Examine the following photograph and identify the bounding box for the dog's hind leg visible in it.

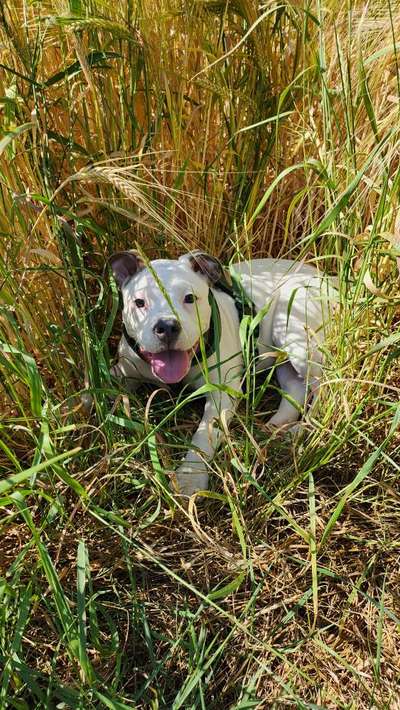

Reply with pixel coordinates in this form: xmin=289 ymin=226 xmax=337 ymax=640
xmin=267 ymin=361 xmax=308 ymax=428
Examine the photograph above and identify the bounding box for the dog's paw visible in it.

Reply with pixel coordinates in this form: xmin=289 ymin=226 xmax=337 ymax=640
xmin=173 ymin=465 xmax=209 ymax=497
xmin=266 ymin=416 xmax=307 ymax=440
xmin=266 ymin=413 xmax=300 ymax=432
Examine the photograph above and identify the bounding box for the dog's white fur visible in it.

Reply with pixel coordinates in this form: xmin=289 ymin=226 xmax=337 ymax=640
xmin=109 ymin=252 xmax=334 ymax=496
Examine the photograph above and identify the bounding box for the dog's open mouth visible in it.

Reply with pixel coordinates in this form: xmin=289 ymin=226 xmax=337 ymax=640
xmin=141 ymin=342 xmax=199 ymax=384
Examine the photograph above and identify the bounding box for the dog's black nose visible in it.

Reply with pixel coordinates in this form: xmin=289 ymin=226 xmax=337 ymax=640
xmin=153 ymin=318 xmax=181 ymax=344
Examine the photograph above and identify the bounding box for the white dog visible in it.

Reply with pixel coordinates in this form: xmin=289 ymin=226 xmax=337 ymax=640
xmin=109 ymin=251 xmax=333 ymax=496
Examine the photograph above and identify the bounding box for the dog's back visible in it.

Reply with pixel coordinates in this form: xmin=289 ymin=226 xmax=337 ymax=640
xmin=231 ymin=258 xmax=318 ymax=279
xmin=230 ymin=258 xmax=335 ymax=379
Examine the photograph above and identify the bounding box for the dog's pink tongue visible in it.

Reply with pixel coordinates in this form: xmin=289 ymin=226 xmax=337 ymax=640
xmin=149 ymin=350 xmax=191 ymax=384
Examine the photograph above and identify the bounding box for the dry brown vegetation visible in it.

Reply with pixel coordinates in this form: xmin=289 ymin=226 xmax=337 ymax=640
xmin=0 ymin=1 xmax=400 ymax=707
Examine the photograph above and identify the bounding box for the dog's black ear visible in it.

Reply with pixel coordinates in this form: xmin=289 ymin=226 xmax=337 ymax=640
xmin=182 ymin=251 xmax=232 ymax=290
xmin=108 ymin=251 xmax=144 ymax=288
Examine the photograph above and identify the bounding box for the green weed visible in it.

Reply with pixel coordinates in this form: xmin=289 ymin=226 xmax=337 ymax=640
xmin=0 ymin=1 xmax=399 ymax=707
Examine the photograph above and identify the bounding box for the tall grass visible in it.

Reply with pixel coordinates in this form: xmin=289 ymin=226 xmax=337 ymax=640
xmin=0 ymin=0 xmax=399 ymax=706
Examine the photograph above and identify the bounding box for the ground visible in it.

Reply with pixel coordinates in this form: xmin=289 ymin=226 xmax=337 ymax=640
xmin=0 ymin=1 xmax=400 ymax=707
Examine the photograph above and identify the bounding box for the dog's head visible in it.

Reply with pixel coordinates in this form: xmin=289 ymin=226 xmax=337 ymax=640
xmin=109 ymin=251 xmax=227 ymax=384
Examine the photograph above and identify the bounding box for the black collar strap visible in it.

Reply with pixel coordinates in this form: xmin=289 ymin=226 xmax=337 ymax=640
xmin=122 ymin=323 xmax=142 ymax=356
xmin=216 ymin=272 xmax=258 ymax=323
xmin=219 ymin=273 xmax=260 ymax=353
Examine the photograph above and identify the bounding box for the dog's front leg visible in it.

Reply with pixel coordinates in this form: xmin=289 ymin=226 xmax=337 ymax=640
xmin=175 ymin=386 xmax=239 ymax=497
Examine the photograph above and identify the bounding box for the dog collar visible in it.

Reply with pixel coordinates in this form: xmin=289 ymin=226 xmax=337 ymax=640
xmin=122 ymin=323 xmax=143 ymax=357
xmin=222 ymin=272 xmax=260 ymax=355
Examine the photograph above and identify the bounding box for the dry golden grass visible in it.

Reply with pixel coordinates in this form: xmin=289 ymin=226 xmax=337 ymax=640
xmin=0 ymin=0 xmax=400 ymax=707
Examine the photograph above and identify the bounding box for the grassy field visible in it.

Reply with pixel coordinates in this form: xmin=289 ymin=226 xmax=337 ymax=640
xmin=1 ymin=0 xmax=400 ymax=707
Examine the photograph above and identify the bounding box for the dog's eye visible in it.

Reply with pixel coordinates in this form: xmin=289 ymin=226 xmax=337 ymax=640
xmin=134 ymin=298 xmax=145 ymax=308
xmin=184 ymin=293 xmax=197 ymax=304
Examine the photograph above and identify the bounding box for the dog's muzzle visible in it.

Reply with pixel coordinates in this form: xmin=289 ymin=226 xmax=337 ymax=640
xmin=153 ymin=318 xmax=181 ymax=346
